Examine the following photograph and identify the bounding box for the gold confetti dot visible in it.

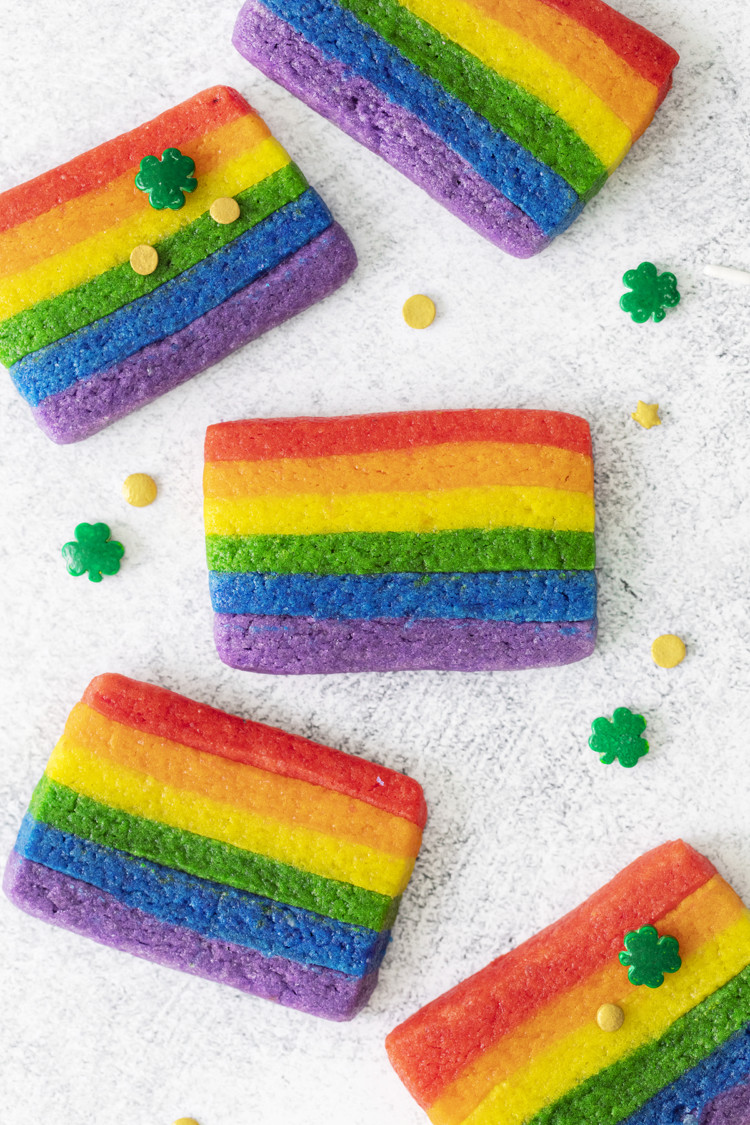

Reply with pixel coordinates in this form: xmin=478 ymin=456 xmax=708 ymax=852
xmin=173 ymin=1119 xmax=200 ymax=1125
xmin=402 ymin=294 xmax=436 ymax=329
xmin=651 ymin=634 xmax=686 ymax=668
xmin=129 ymin=244 xmax=159 ymax=275
xmin=597 ymin=1003 xmax=624 ymax=1032
xmin=210 ymin=196 xmax=241 ymax=224
xmin=122 ymin=473 xmax=157 ymax=507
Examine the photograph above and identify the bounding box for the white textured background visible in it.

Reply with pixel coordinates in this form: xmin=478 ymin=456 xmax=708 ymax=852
xmin=1 ymin=0 xmax=750 ymax=1122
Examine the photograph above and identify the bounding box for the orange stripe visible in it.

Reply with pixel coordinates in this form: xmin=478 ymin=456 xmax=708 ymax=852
xmin=429 ymin=875 xmax=744 ymax=1125
xmin=204 ymin=442 xmax=594 ymax=499
xmin=462 ymin=0 xmax=659 ymax=138
xmin=63 ymin=703 xmax=422 ymax=859
xmin=0 ymin=113 xmax=270 ymax=279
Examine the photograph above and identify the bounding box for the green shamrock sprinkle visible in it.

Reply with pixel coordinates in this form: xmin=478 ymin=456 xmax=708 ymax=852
xmin=135 ymin=148 xmax=197 ymax=210
xmin=619 ymin=925 xmax=681 ymax=988
xmin=589 ymin=707 xmax=649 ymax=768
xmin=620 ymin=261 xmax=681 ymax=323
xmin=62 ymin=522 xmax=124 ymax=583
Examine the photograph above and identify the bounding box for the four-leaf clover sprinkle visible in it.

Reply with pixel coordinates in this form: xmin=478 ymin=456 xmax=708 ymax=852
xmin=619 ymin=925 xmax=681 ymax=988
xmin=135 ymin=148 xmax=197 ymax=210
xmin=589 ymin=707 xmax=649 ymax=768
xmin=620 ymin=262 xmax=681 ymax=323
xmin=62 ymin=523 xmax=124 ymax=582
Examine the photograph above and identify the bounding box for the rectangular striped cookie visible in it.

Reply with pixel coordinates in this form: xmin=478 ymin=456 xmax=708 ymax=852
xmin=232 ymin=0 xmax=679 ymax=256
xmin=0 ymin=86 xmax=356 ymax=443
xmin=386 ymin=841 xmax=750 ymax=1124
xmin=3 ymin=674 xmax=426 ymax=1020
xmin=203 ymin=408 xmax=597 ymax=673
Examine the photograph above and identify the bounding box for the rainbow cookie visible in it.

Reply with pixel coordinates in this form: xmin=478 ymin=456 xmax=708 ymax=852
xmin=3 ymin=674 xmax=426 ymax=1019
xmin=0 ymin=87 xmax=356 ymax=443
xmin=232 ymin=0 xmax=679 ymax=256
xmin=203 ymin=408 xmax=597 ymax=673
xmin=385 ymin=840 xmax=750 ymax=1124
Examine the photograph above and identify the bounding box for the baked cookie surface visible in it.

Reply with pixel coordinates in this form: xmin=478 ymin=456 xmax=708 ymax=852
xmin=0 ymin=86 xmax=356 ymax=442
xmin=4 ymin=674 xmax=425 ymax=1020
xmin=386 ymin=840 xmax=750 ymax=1124
xmin=232 ymin=0 xmax=678 ymax=256
xmin=204 ymin=408 xmax=597 ymax=673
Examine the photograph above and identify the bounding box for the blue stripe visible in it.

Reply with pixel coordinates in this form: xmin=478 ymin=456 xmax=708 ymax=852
xmin=16 ymin=815 xmax=389 ymax=978
xmin=256 ymin=0 xmax=581 ymax=236
xmin=208 ymin=570 xmax=597 ymax=621
xmin=12 ymin=190 xmax=332 ymax=407
xmin=623 ymin=1025 xmax=750 ymax=1125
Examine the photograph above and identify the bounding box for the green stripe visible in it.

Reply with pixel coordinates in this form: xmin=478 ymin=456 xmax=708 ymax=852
xmin=0 ymin=163 xmax=309 ymax=366
xmin=206 ymin=528 xmax=596 ymax=575
xmin=29 ymin=775 xmax=398 ymax=932
xmin=527 ymin=963 xmax=750 ymax=1125
xmin=336 ymin=0 xmax=606 ymax=198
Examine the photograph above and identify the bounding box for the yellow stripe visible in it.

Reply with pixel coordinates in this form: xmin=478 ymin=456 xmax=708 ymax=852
xmin=204 ymin=485 xmax=595 ymax=536
xmin=45 ymin=735 xmax=413 ymax=897
xmin=462 ymin=911 xmax=750 ymax=1125
xmin=0 ymin=137 xmax=291 ymax=320
xmin=398 ymin=0 xmax=632 ymax=170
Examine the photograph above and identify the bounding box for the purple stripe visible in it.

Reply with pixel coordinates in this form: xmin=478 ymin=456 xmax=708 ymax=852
xmin=214 ymin=613 xmax=597 ymax=673
xmin=700 ymin=1082 xmax=750 ymax=1125
xmin=233 ymin=0 xmax=548 ymax=258
xmin=31 ymin=223 xmax=356 ymax=444
xmin=3 ymin=852 xmax=377 ymax=1021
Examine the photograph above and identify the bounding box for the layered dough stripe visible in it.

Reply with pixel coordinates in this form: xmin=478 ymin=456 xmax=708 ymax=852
xmin=204 ymin=486 xmax=595 ymax=536
xmin=206 ymin=529 xmax=597 ymax=574
xmin=204 ymin=410 xmax=596 ymax=673
xmin=32 ymin=224 xmax=356 ymax=445
xmin=0 ymin=163 xmax=309 ymax=365
xmin=60 ymin=701 xmax=423 ymax=858
xmin=234 ymin=0 xmax=557 ymax=256
xmin=0 ymin=86 xmax=357 ymax=443
xmin=386 ymin=841 xmax=750 ymax=1125
xmin=5 ymin=852 xmax=380 ymax=1021
xmin=5 ymin=676 xmax=424 ymax=1019
xmin=13 ymin=190 xmax=333 ymax=407
xmin=204 ymin=442 xmax=595 ymax=498
xmin=205 ymin=411 xmax=594 ymax=460
xmin=232 ymin=0 xmax=678 ymax=255
xmin=29 ymin=776 xmax=399 ymax=931
xmin=46 ymin=733 xmax=415 ymax=897
xmin=82 ymin=673 xmax=427 ymax=825
xmin=16 ymin=815 xmax=390 ymax=978
xmin=208 ymin=571 xmax=597 ymax=622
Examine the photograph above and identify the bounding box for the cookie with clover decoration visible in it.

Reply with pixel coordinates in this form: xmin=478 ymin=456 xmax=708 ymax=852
xmin=386 ymin=840 xmax=750 ymax=1125
xmin=0 ymin=86 xmax=356 ymax=443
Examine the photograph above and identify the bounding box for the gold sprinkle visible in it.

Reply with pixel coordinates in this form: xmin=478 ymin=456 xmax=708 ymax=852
xmin=129 ymin=244 xmax=159 ymax=276
xmin=210 ymin=196 xmax=241 ymax=224
xmin=403 ymin=294 xmax=436 ymax=329
xmin=172 ymin=1119 xmax=200 ymax=1125
xmin=597 ymin=1003 xmax=625 ymax=1032
xmin=122 ymin=473 xmax=157 ymax=507
xmin=651 ymin=634 xmax=686 ymax=669
xmin=631 ymin=401 xmax=661 ymax=429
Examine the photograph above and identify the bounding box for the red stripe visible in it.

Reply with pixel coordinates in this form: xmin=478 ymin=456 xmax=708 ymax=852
xmin=536 ymin=0 xmax=679 ymax=101
xmin=0 ymin=86 xmax=253 ymax=234
xmin=385 ymin=840 xmax=715 ymax=1107
xmin=204 ymin=410 xmax=593 ymax=461
xmin=82 ymin=675 xmax=427 ymax=828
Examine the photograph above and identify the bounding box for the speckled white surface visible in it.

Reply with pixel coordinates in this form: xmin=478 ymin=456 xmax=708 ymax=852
xmin=1 ymin=1 xmax=750 ymax=1122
